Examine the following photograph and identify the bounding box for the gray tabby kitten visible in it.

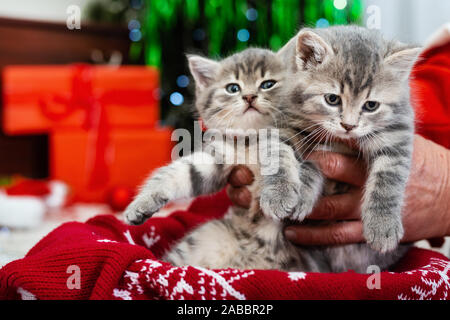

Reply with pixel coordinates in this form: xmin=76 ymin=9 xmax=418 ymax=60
xmin=125 ymin=26 xmax=419 ymax=273
xmin=125 ymin=48 xmax=313 ymax=270
xmin=278 ymin=26 xmax=420 ymax=255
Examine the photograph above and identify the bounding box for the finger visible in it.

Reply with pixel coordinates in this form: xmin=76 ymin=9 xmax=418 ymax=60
xmin=284 ymin=221 xmax=364 ymax=246
xmin=226 ymin=185 xmax=252 ymax=209
xmin=228 ymin=165 xmax=254 ymax=187
xmin=308 ymin=190 xmax=362 ymax=220
xmin=306 ymin=152 xmax=367 ymax=186
xmin=328 ymin=136 xmax=360 ymax=150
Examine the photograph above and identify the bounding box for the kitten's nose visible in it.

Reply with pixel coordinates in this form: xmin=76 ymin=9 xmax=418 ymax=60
xmin=340 ymin=122 xmax=357 ymax=132
xmin=242 ymin=94 xmax=257 ymax=104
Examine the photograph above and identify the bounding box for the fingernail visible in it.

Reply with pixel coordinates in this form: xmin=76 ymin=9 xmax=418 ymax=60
xmin=237 ymin=197 xmax=247 ymax=208
xmin=239 ymin=193 xmax=250 ymax=203
xmin=237 ymin=168 xmax=254 ymax=184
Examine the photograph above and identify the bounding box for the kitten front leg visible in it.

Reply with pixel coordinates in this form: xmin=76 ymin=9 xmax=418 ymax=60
xmin=294 ymin=160 xmax=325 ymax=220
xmin=260 ymin=139 xmax=323 ymax=222
xmin=362 ymin=135 xmax=413 ymax=253
xmin=124 ymin=151 xmax=228 ymax=225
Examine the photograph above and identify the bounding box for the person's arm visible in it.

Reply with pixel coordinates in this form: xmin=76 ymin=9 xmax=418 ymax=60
xmin=226 ymin=134 xmax=450 ymax=245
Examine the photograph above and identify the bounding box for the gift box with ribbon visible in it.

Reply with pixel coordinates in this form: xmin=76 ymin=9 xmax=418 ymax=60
xmin=2 ymin=64 xmax=174 ymax=203
xmin=50 ymin=127 xmax=173 ymax=203
xmin=3 ymin=64 xmax=160 ymax=134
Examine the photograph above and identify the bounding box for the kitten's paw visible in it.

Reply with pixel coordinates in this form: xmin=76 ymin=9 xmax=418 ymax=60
xmin=291 ymin=197 xmax=316 ymax=222
xmin=363 ymin=215 xmax=404 ymax=253
xmin=260 ymin=182 xmax=311 ymax=222
xmin=124 ymin=192 xmax=168 ymax=225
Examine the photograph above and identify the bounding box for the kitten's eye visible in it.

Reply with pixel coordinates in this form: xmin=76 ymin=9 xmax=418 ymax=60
xmin=324 ymin=94 xmax=341 ymax=106
xmin=260 ymin=80 xmax=276 ymax=90
xmin=225 ymin=83 xmax=241 ymax=94
xmin=363 ymin=101 xmax=380 ymax=112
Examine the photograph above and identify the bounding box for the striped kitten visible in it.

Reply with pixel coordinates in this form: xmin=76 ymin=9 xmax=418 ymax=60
xmin=124 ymin=26 xmax=419 ymax=272
xmin=277 ymin=26 xmax=420 ymax=256
xmin=124 ymin=48 xmax=314 ymax=270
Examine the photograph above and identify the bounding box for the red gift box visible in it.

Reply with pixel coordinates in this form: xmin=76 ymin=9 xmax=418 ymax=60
xmin=50 ymin=127 xmax=173 ymax=202
xmin=2 ymin=65 xmax=160 ymax=134
xmin=2 ymin=64 xmax=174 ymax=202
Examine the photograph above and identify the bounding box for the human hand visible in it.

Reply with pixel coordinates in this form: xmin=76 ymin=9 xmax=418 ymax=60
xmin=226 ymin=135 xmax=450 ymax=245
xmin=284 ymin=135 xmax=450 ymax=245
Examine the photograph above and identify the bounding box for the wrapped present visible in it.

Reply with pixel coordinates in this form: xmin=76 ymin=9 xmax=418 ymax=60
xmin=50 ymin=127 xmax=173 ymax=202
xmin=2 ymin=64 xmax=174 ymax=203
xmin=2 ymin=64 xmax=160 ymax=134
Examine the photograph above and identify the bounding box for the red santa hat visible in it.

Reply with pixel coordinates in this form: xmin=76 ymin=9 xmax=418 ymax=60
xmin=0 ymin=180 xmax=68 ymax=229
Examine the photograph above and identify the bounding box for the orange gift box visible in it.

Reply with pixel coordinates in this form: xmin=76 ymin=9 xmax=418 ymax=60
xmin=2 ymin=64 xmax=160 ymax=134
xmin=50 ymin=127 xmax=174 ymax=203
xmin=2 ymin=64 xmax=175 ymax=203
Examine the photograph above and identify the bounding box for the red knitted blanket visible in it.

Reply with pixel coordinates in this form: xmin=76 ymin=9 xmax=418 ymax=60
xmin=0 ymin=190 xmax=449 ymax=300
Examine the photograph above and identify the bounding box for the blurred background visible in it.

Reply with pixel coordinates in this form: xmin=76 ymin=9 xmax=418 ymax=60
xmin=0 ymin=0 xmax=448 ymax=265
xmin=2 ymin=0 xmax=450 ymax=182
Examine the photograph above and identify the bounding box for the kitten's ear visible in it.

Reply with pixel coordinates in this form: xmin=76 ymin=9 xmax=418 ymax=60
xmin=187 ymin=54 xmax=220 ymax=89
xmin=295 ymin=30 xmax=333 ymax=70
xmin=384 ymin=47 xmax=422 ymax=78
xmin=277 ymin=35 xmax=297 ymax=58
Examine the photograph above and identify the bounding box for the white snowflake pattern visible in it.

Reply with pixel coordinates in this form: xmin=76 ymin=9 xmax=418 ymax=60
xmin=217 ymin=269 xmax=255 ymax=284
xmin=17 ymin=287 xmax=36 ymax=300
xmin=123 ymin=230 xmax=136 ymax=245
xmin=398 ymin=258 xmax=450 ymax=300
xmin=122 ymin=259 xmax=255 ymax=300
xmin=195 ymin=267 xmax=249 ymax=300
xmin=124 ymin=271 xmax=144 ymax=295
xmin=113 ymin=288 xmax=132 ymax=300
xmin=142 ymin=226 xmax=161 ymax=249
xmin=288 ymin=272 xmax=307 ymax=282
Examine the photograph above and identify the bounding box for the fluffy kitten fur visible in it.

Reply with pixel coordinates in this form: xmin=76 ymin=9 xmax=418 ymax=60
xmin=124 ymin=26 xmax=419 ymax=273
xmin=125 ymin=48 xmax=311 ymax=270
xmin=278 ymin=26 xmax=420 ymax=253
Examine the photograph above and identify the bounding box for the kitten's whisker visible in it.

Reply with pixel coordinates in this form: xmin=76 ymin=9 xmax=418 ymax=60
xmin=355 ymin=141 xmax=362 ymax=163
xmin=302 ymin=128 xmax=329 ymax=160
xmin=297 ymin=127 xmax=327 ymax=158
xmin=292 ymin=122 xmax=328 ymax=149
xmin=321 ymin=128 xmax=332 ymax=157
xmin=295 ymin=128 xmax=326 ymax=153
xmin=208 ymin=107 xmax=236 ymax=128
xmin=364 ymin=132 xmax=387 ymax=158
xmin=300 ymin=133 xmax=325 ymax=160
xmin=371 ymin=132 xmax=389 ymax=158
xmin=282 ymin=122 xmax=323 ymax=143
xmin=292 ymin=127 xmax=323 ymax=152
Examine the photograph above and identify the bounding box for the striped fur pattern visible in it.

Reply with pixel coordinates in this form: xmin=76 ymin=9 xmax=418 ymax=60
xmin=124 ymin=48 xmax=323 ymax=270
xmin=124 ymin=26 xmax=419 ymax=273
xmin=278 ymin=26 xmax=420 ymax=254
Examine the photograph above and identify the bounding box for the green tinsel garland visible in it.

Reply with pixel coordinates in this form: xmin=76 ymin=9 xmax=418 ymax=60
xmin=85 ymin=0 xmax=364 ymax=128
xmin=141 ymin=0 xmax=363 ymax=67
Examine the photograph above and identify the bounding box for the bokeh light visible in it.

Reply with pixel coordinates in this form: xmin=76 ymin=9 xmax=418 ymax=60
xmin=246 ymin=8 xmax=258 ymax=21
xmin=128 ymin=19 xmax=141 ymax=31
xmin=237 ymin=29 xmax=250 ymax=42
xmin=333 ymin=0 xmax=347 ymax=10
xmin=193 ymin=28 xmax=206 ymax=41
xmin=129 ymin=29 xmax=142 ymax=42
xmin=316 ymin=18 xmax=330 ymax=28
xmin=170 ymin=92 xmax=184 ymax=106
xmin=176 ymin=75 xmax=189 ymax=88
